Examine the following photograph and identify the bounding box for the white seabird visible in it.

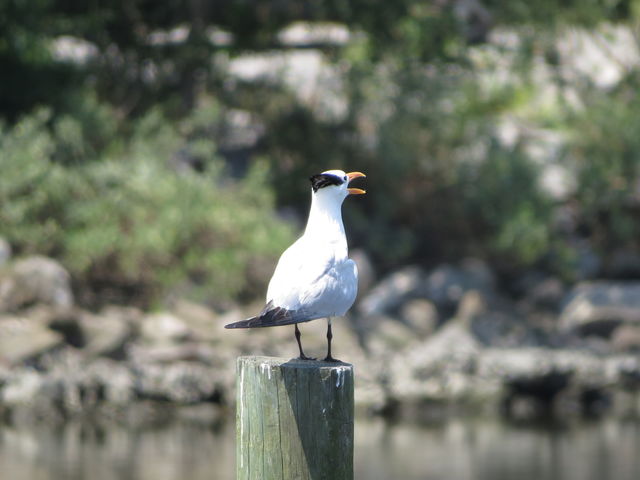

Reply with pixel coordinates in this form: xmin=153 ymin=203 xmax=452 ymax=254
xmin=225 ymin=169 xmax=366 ymax=362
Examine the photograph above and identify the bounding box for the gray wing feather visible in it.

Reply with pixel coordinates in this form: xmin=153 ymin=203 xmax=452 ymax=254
xmin=224 ymin=301 xmax=323 ymax=329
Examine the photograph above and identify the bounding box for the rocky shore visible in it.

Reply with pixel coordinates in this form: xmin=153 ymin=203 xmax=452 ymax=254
xmin=1 ymin=247 xmax=640 ymax=425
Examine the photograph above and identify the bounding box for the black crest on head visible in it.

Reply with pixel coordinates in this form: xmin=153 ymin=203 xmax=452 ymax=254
xmin=309 ymin=173 xmax=344 ymax=192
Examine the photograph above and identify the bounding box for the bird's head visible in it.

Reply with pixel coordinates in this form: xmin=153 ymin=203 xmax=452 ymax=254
xmin=309 ymin=170 xmax=366 ymax=203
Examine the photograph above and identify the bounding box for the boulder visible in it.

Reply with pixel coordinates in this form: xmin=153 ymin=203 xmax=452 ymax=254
xmin=357 ymin=259 xmax=496 ymax=319
xmin=477 ymin=348 xmax=577 ymax=381
xmin=0 ymin=256 xmax=73 ymax=312
xmin=611 ymin=325 xmax=640 ymax=353
xmin=573 ymin=243 xmax=602 ymax=280
xmin=129 ymin=342 xmax=218 ymax=365
xmin=476 ymin=347 xmax=620 ymax=419
xmin=423 ymin=259 xmax=495 ymax=313
xmin=522 ymin=276 xmax=566 ymax=312
xmin=140 ymin=312 xmax=192 ymax=344
xmin=0 ymin=349 xmax=137 ymax=416
xmin=357 ymin=266 xmax=425 ymax=316
xmin=79 ymin=309 xmax=134 ymax=359
xmin=0 ymin=237 xmax=10 ymax=267
xmin=604 ymin=249 xmax=640 ymax=279
xmin=0 ymin=368 xmax=44 ymax=407
xmin=399 ymin=299 xmax=438 ymax=337
xmin=465 ymin=287 xmax=544 ymax=348
xmin=0 ymin=316 xmax=64 ymax=365
xmin=84 ymin=359 xmax=136 ymax=405
xmin=351 ymin=248 xmax=376 ymax=296
xmin=387 ymin=318 xmax=484 ymax=406
xmin=560 ymin=282 xmax=640 ymax=337
xmin=15 ymin=305 xmax=85 ymax=347
xmin=365 ymin=315 xmax=420 ymax=357
xmin=133 ymin=361 xmax=221 ymax=403
xmin=170 ymin=299 xmax=221 ymax=342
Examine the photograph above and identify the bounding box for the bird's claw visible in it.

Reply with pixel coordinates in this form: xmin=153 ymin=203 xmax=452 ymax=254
xmin=298 ymin=355 xmax=316 ymax=361
xmin=323 ymin=356 xmax=341 ymax=363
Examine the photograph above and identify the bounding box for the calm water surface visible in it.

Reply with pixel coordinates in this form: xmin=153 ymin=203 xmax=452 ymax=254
xmin=2 ymin=416 xmax=639 ymax=480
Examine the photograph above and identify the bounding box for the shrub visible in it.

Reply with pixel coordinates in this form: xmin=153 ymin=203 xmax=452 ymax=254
xmin=0 ymin=104 xmax=294 ymax=307
xmin=566 ymin=72 xmax=640 ymax=255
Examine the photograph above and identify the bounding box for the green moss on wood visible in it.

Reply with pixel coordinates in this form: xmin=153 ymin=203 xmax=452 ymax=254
xmin=236 ymin=356 xmax=354 ymax=480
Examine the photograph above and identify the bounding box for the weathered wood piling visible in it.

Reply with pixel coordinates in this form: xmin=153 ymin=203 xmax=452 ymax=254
xmin=236 ymin=356 xmax=354 ymax=480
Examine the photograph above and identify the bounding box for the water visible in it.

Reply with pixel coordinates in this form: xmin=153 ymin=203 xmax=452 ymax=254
xmin=2 ymin=416 xmax=639 ymax=480
xmin=356 ymin=419 xmax=640 ymax=480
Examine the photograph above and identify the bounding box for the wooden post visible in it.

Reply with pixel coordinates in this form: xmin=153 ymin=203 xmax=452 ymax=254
xmin=236 ymin=356 xmax=354 ymax=480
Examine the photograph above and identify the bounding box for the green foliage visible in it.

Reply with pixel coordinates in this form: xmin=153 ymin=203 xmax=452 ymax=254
xmin=462 ymin=147 xmax=552 ymax=266
xmin=340 ymin=64 xmax=553 ymax=268
xmin=2 ymin=0 xmax=640 ymax=304
xmin=0 ymin=104 xmax=293 ymax=307
xmin=0 ymin=0 xmax=82 ymax=120
xmin=565 ymin=72 xmax=640 ymax=252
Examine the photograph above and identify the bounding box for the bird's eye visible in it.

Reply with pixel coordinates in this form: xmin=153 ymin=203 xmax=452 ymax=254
xmin=343 ymin=176 xmax=347 ymax=181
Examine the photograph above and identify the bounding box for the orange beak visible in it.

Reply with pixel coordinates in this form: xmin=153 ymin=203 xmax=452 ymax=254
xmin=346 ymin=171 xmax=366 ymax=195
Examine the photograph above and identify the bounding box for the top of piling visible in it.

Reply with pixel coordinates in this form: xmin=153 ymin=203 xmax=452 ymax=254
xmin=238 ymin=356 xmax=353 ymax=370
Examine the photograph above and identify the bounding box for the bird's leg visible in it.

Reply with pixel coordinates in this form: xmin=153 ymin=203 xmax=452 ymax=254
xmin=323 ymin=318 xmax=341 ymax=362
xmin=294 ymin=324 xmax=315 ymax=360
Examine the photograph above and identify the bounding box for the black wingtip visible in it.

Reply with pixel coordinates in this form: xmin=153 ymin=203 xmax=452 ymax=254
xmin=224 ymin=318 xmax=256 ymax=329
xmin=224 ymin=306 xmax=316 ymax=329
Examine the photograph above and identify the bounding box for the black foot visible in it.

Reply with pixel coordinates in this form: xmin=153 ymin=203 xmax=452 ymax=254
xmin=323 ymin=355 xmax=341 ymax=363
xmin=298 ymin=354 xmax=316 ymax=361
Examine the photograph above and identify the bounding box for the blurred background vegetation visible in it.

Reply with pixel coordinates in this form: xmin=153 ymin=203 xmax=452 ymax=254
xmin=1 ymin=0 xmax=639 ymax=308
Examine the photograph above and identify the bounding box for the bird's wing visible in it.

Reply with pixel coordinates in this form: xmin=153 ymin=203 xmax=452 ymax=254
xmin=298 ymin=258 xmax=358 ymax=316
xmin=265 ymin=237 xmax=337 ymax=310
xmin=224 ymin=259 xmax=357 ymax=329
xmin=227 ymin=231 xmax=358 ymax=329
xmin=269 ymin=242 xmax=358 ymax=316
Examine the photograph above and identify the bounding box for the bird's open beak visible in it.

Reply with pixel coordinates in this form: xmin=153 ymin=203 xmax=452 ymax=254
xmin=346 ymin=171 xmax=366 ymax=195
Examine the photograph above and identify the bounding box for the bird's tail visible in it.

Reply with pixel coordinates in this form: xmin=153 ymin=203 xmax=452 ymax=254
xmin=225 ymin=303 xmax=318 ymax=329
xmin=224 ymin=315 xmax=269 ymax=329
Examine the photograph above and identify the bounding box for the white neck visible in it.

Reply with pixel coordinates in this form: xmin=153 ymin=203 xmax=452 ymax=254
xmin=303 ymin=190 xmax=348 ymax=256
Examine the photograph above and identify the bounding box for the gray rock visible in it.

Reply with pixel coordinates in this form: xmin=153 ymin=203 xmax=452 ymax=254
xmin=476 ymin=347 xmax=623 ymax=418
xmin=31 ymin=306 xmax=85 ymax=347
xmin=133 ymin=362 xmax=220 ymax=403
xmin=0 ymin=316 xmax=64 ymax=365
xmin=80 ymin=310 xmax=133 ymax=359
xmin=0 ymin=256 xmax=73 ymax=312
xmin=129 ymin=342 xmax=218 ymax=365
xmin=351 ymin=248 xmax=376 ymax=296
xmin=170 ymin=300 xmax=221 ymax=342
xmin=424 ymin=259 xmax=495 ymax=312
xmin=462 ymin=291 xmax=545 ymax=348
xmin=1 ymin=350 xmax=137 ymax=416
xmin=0 ymin=368 xmax=44 ymax=407
xmin=455 ymin=290 xmax=488 ymax=321
xmin=365 ymin=316 xmax=419 ymax=357
xmin=522 ymin=276 xmax=566 ymax=312
xmin=574 ymin=242 xmax=602 ymax=280
xmin=140 ymin=312 xmax=191 ymax=344
xmin=84 ymin=359 xmax=136 ymax=405
xmin=0 ymin=237 xmax=11 ymax=266
xmin=560 ymin=282 xmax=640 ymax=337
xmin=611 ymin=325 xmax=640 ymax=353
xmin=477 ymin=348 xmax=578 ymax=380
xmin=358 ymin=266 xmax=425 ymax=316
xmin=605 ymin=249 xmax=640 ymax=278
xmin=399 ymin=299 xmax=438 ymax=337
xmin=387 ymin=318 xmax=485 ymax=405
xmin=357 ymin=260 xmax=496 ymax=319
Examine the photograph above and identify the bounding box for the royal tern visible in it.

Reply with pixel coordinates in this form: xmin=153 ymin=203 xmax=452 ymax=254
xmin=225 ymin=169 xmax=366 ymax=361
